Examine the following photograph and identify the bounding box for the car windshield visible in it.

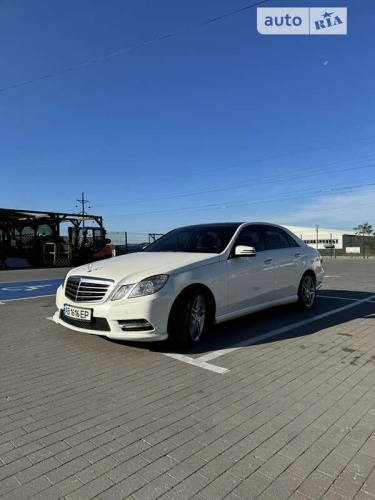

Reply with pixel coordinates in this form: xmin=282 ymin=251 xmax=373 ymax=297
xmin=144 ymin=223 xmax=242 ymax=253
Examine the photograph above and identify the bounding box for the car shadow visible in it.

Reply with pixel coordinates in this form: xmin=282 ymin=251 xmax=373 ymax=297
xmin=106 ymin=288 xmax=375 ymax=356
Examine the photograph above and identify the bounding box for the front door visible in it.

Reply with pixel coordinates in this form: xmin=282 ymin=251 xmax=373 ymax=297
xmin=226 ymin=225 xmax=275 ymax=314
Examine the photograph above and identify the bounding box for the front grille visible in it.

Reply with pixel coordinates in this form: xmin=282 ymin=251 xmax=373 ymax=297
xmin=65 ymin=276 xmax=114 ymax=303
xmin=60 ymin=311 xmax=110 ymax=331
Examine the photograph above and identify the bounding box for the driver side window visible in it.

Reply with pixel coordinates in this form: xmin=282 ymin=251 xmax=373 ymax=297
xmin=235 ymin=227 xmax=265 ymax=252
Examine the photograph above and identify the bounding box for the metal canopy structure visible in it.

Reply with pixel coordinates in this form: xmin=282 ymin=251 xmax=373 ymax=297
xmin=0 ymin=206 xmax=103 ymax=233
xmin=0 ymin=207 xmax=104 ymax=265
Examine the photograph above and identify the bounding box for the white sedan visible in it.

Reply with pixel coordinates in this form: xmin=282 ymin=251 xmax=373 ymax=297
xmin=54 ymin=222 xmax=324 ymax=346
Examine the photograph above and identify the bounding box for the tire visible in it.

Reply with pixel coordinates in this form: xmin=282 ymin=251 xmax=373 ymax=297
xmin=169 ymin=289 xmax=207 ymax=347
xmin=298 ymin=273 xmax=316 ymax=310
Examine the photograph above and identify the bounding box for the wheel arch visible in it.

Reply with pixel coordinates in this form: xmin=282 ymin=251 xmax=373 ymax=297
xmin=167 ymin=283 xmax=216 ymax=331
xmin=297 ymin=269 xmax=317 ymax=310
xmin=302 ymin=269 xmax=317 ymax=283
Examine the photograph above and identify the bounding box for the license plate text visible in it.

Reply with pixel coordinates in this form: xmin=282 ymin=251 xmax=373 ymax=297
xmin=63 ymin=305 xmax=92 ymax=321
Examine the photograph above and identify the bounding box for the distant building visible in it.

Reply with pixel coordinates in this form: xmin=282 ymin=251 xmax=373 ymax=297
xmin=284 ymin=225 xmax=369 ymax=255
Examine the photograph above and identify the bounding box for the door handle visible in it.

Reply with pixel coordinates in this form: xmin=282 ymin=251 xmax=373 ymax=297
xmin=295 ymin=253 xmax=301 ymax=258
xmin=264 ymin=259 xmax=272 ymax=265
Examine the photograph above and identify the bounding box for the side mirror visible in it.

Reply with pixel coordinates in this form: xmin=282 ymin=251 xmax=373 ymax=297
xmin=235 ymin=245 xmax=257 ymax=257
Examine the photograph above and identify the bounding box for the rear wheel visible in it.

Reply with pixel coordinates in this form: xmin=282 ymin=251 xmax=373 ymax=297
xmin=168 ymin=289 xmax=207 ymax=347
xmin=298 ymin=273 xmax=316 ymax=310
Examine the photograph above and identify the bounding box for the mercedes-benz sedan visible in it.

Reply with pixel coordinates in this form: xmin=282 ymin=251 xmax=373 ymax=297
xmin=54 ymin=222 xmax=324 ymax=346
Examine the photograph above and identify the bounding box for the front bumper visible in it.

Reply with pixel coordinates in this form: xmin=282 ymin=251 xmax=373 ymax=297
xmin=54 ymin=286 xmax=170 ymax=342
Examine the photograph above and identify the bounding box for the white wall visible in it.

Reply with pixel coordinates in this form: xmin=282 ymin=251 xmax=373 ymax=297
xmin=283 ymin=225 xmax=355 ymax=250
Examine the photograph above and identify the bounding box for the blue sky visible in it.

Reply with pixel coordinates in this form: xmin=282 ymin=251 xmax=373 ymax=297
xmin=1 ymin=0 xmax=374 ymax=240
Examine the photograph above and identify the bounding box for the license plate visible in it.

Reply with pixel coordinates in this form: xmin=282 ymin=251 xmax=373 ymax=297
xmin=63 ymin=304 xmax=92 ymax=322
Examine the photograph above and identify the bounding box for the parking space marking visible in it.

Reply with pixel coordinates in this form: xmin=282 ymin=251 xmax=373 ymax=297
xmin=0 ymin=279 xmax=62 ymax=302
xmin=1 ymin=295 xmax=58 ymax=305
xmin=199 ymin=293 xmax=375 ymax=364
xmin=317 ymin=294 xmax=358 ymax=301
xmin=164 ymin=353 xmax=229 ymax=374
xmin=165 ymin=293 xmax=375 ymax=373
xmin=39 ymin=290 xmax=375 ymax=373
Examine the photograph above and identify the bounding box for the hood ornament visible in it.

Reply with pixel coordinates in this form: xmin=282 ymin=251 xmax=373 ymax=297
xmin=87 ymin=263 xmax=103 ymax=273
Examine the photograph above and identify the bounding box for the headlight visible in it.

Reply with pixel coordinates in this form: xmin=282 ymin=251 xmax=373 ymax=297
xmin=111 ymin=284 xmax=135 ymax=301
xmin=111 ymin=275 xmax=169 ymax=301
xmin=129 ymin=275 xmax=169 ymax=298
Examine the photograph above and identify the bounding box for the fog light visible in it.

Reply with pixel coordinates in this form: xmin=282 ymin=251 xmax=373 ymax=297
xmin=118 ymin=319 xmax=154 ymax=331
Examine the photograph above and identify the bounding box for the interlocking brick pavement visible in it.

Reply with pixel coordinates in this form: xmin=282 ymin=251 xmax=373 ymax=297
xmin=1 ymin=261 xmax=375 ymax=499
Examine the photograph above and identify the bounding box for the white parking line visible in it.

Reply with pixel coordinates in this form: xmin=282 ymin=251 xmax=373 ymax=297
xmin=0 ymin=294 xmax=57 ymax=304
xmin=163 ymin=353 xmax=229 ymax=374
xmin=165 ymin=293 xmax=375 ymax=373
xmin=318 ymin=295 xmax=357 ymax=301
xmin=46 ymin=293 xmax=375 ymax=374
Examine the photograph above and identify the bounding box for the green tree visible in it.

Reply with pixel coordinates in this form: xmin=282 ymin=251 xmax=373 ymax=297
xmin=353 ymin=222 xmax=374 ymax=257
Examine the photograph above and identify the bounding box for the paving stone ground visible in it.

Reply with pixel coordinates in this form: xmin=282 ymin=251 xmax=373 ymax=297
xmin=1 ymin=260 xmax=375 ymax=499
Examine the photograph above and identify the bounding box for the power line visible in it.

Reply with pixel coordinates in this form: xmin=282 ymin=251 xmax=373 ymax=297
xmin=280 ymin=200 xmax=375 ymax=221
xmin=91 ymin=156 xmax=375 ymax=210
xmin=103 ymin=182 xmax=375 ymax=219
xmin=117 ymin=135 xmax=375 ymax=190
xmin=0 ymin=0 xmax=270 ymax=94
xmin=59 ymin=146 xmax=375 ymax=215
xmin=90 ymin=136 xmax=375 ymax=210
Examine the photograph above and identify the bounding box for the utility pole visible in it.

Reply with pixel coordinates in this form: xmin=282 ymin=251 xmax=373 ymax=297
xmin=363 ymin=230 xmax=366 ymax=259
xmin=76 ymin=192 xmax=90 ymax=228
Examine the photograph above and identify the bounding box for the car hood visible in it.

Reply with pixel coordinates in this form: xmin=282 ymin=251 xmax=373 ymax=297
xmin=68 ymin=252 xmax=221 ymax=284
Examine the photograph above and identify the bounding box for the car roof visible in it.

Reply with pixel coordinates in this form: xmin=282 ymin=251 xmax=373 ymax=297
xmin=171 ymin=222 xmax=287 ymax=230
xmin=174 ymin=222 xmax=244 ymax=229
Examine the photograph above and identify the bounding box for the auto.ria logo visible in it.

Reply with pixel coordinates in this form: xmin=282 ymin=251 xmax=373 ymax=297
xmin=257 ymin=7 xmax=347 ymax=35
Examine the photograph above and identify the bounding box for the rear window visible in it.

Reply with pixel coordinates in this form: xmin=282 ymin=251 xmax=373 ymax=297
xmin=264 ymin=227 xmax=300 ymax=250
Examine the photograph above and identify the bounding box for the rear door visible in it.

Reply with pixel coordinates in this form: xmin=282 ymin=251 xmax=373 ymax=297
xmin=262 ymin=225 xmax=302 ymax=300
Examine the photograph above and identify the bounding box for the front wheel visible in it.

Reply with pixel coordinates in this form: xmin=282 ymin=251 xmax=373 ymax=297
xmin=168 ymin=289 xmax=207 ymax=347
xmin=298 ymin=273 xmax=316 ymax=310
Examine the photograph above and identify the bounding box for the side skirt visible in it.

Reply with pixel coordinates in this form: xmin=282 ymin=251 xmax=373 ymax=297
xmin=214 ymin=295 xmax=298 ymax=325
